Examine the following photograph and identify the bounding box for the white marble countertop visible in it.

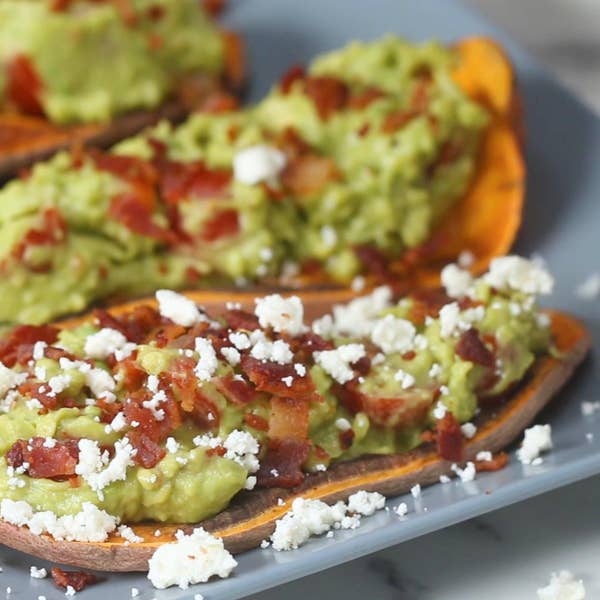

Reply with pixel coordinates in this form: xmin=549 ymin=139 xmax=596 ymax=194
xmin=250 ymin=1 xmax=600 ymax=598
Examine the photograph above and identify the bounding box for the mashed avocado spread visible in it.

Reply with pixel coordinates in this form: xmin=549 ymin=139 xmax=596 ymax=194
xmin=0 ymin=36 xmax=488 ymax=324
xmin=0 ymin=258 xmax=552 ymax=529
xmin=0 ymin=0 xmax=224 ymax=123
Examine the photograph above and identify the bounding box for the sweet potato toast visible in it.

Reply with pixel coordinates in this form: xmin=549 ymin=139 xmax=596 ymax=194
xmin=0 ymin=30 xmax=245 ymax=180
xmin=0 ymin=291 xmax=590 ymax=571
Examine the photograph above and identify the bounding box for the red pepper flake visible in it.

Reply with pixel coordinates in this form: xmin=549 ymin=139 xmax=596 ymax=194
xmin=455 ymin=328 xmax=495 ymax=368
xmin=5 ymin=55 xmax=45 ymax=115
xmin=304 ymin=76 xmax=349 ymax=120
xmin=279 ymin=65 xmax=306 ymax=94
xmin=436 ymin=412 xmax=463 ymax=462
xmin=51 ymin=567 xmax=98 ymax=593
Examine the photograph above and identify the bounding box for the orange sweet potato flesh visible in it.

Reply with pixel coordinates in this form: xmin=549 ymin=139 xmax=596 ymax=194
xmin=0 ymin=298 xmax=591 ymax=571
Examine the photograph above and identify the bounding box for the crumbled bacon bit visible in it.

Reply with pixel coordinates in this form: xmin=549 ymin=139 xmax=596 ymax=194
xmin=201 ymin=209 xmax=240 ymax=242
xmin=7 ymin=438 xmax=79 ymax=480
xmin=215 ymin=374 xmax=257 ymax=405
xmin=304 ymin=76 xmax=349 ymax=120
xmin=157 ymin=160 xmax=231 ymax=204
xmin=256 ymin=438 xmax=310 ymax=488
xmin=244 ymin=413 xmax=269 ymax=431
xmin=474 ymin=451 xmax=509 ymax=472
xmin=353 ymin=245 xmax=390 ymax=280
xmin=126 ymin=430 xmax=166 ymax=469
xmin=279 ymin=65 xmax=306 ymax=94
xmin=51 ymin=568 xmax=98 ymax=593
xmin=146 ymin=3 xmax=165 ymax=20
xmin=0 ymin=324 xmax=59 ymax=367
xmin=274 ymin=127 xmax=312 ymax=158
xmin=200 ymin=92 xmax=239 ymax=114
xmin=5 ymin=55 xmax=44 ymax=115
xmin=456 ymin=328 xmax=495 ymax=368
xmin=436 ymin=412 xmax=463 ymax=462
xmin=222 ymin=309 xmax=259 ymax=331
xmin=408 ymin=288 xmax=452 ymax=324
xmin=268 ymin=396 xmax=309 ymax=441
xmin=381 ymin=109 xmax=418 ymax=134
xmin=348 ymin=87 xmax=386 ymax=110
xmin=221 ymin=30 xmax=245 ymax=90
xmin=338 ymin=428 xmax=355 ymax=450
xmin=281 ymin=154 xmax=338 ymax=197
xmin=202 ymin=0 xmax=226 ymax=17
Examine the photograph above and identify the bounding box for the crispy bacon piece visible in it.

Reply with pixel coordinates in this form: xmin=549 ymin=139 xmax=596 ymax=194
xmin=17 ymin=381 xmax=59 ymax=410
xmin=456 ymin=328 xmax=495 ymax=368
xmin=201 ymin=208 xmax=240 ymax=242
xmin=158 ymin=160 xmax=231 ymax=204
xmin=274 ymin=127 xmax=312 ymax=158
xmin=381 ymin=109 xmax=418 ymax=134
xmin=474 ymin=451 xmax=509 ymax=472
xmin=244 ymin=413 xmax=269 ymax=431
xmin=51 ymin=568 xmax=98 ymax=593
xmin=91 ymin=151 xmax=158 ymax=186
xmin=256 ymin=438 xmax=310 ymax=488
xmin=7 ymin=438 xmax=79 ymax=480
xmin=5 ymin=55 xmax=44 ymax=115
xmin=202 ymin=0 xmax=226 ymax=17
xmin=280 ymin=65 xmax=306 ymax=94
xmin=214 ymin=374 xmax=257 ymax=405
xmin=126 ymin=430 xmax=166 ymax=469
xmin=146 ymin=3 xmax=165 ymax=21
xmin=268 ymin=396 xmax=309 ymax=440
xmin=339 ymin=428 xmax=355 ymax=450
xmin=200 ymin=92 xmax=239 ymax=114
xmin=241 ymin=357 xmax=317 ymax=401
xmin=281 ymin=154 xmax=338 ymax=197
xmin=221 ymin=30 xmax=245 ymax=90
xmin=410 ymin=70 xmax=433 ymax=112
xmin=349 ymin=87 xmax=386 ymax=110
xmin=304 ymin=76 xmax=349 ymax=120
xmin=285 ymin=331 xmax=334 ymax=363
xmin=94 ymin=305 xmax=162 ymax=344
xmin=222 ymin=309 xmax=259 ymax=331
xmin=353 ymin=245 xmax=390 ymax=280
xmin=436 ymin=412 xmax=463 ymax=462
xmin=408 ymin=288 xmax=453 ymax=324
xmin=0 ymin=324 xmax=59 ymax=367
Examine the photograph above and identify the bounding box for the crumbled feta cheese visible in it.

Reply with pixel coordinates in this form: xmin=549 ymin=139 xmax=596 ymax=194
xmin=244 ymin=476 xmax=257 ymax=490
xmin=229 ymin=331 xmax=251 ymax=350
xmin=194 ymin=337 xmax=218 ymax=381
xmin=347 ymin=491 xmax=385 ymax=516
xmin=517 ymin=424 xmax=553 ymax=465
xmin=351 ymin=275 xmax=366 ymax=292
xmin=118 ymin=525 xmax=143 ymax=544
xmin=223 ymin=430 xmax=260 ymax=473
xmin=165 ymin=437 xmax=180 ymax=454
xmin=29 ymin=566 xmax=47 ymax=579
xmin=281 ymin=375 xmax=293 ymax=387
xmin=410 ymin=484 xmax=421 ymax=499
xmin=221 ymin=347 xmax=241 ymax=366
xmin=148 ymin=528 xmax=237 ymax=589
xmin=537 ymin=570 xmax=586 ymax=600
xmin=394 ymin=369 xmax=415 ymax=390
xmin=142 ymin=391 xmax=166 ymax=421
xmin=156 ymin=290 xmax=204 ymax=327
xmin=457 ymin=250 xmax=475 ymax=268
xmin=270 ymin=498 xmax=347 ymax=551
xmin=432 ymin=401 xmax=447 ymax=420
xmin=484 ymin=256 xmax=554 ymax=295
xmin=85 ymin=368 xmax=116 ymax=398
xmin=439 ymin=302 xmax=461 ymax=338
xmin=109 ymin=412 xmax=127 ymax=432
xmin=0 ymin=362 xmax=27 ymax=397
xmin=65 ymin=586 xmax=76 ymax=597
xmin=250 ymin=334 xmax=294 ymax=365
xmin=32 ymin=341 xmax=47 ymax=361
xmin=581 ymin=401 xmax=600 ymax=416
xmin=75 ymin=438 xmax=136 ymax=499
xmin=335 ymin=417 xmax=352 ymax=431
xmin=476 ymin=451 xmax=493 ymax=462
xmin=84 ymin=328 xmax=131 ymax=360
xmin=428 ymin=363 xmax=442 ymax=378
xmin=313 ymin=344 xmax=366 ymax=384
xmin=439 ymin=474 xmax=451 ymax=484
xmin=130 ymin=588 xmax=139 ymax=598
xmin=1 ymin=499 xmax=117 ymax=542
xmin=294 ymin=363 xmax=306 ymax=377
xmin=441 ymin=264 xmax=473 ymax=298
xmin=461 ymin=422 xmax=477 ymax=439
xmin=48 ymin=373 xmax=71 ymax=395
xmin=254 ymin=294 xmax=305 ymax=336
xmin=452 ymin=462 xmax=476 ymax=482
xmin=394 ymin=502 xmax=408 ymax=517
xmin=233 ymin=145 xmax=286 ymax=186
xmin=320 ymin=225 xmax=337 ymax=248
xmin=371 ymin=315 xmax=416 ymax=354
xmin=575 ymin=273 xmax=600 ymax=301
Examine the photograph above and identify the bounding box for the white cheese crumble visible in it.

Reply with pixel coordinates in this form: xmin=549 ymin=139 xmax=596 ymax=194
xmin=461 ymin=422 xmax=477 ymax=439
xmin=32 ymin=341 xmax=47 ymax=361
xmin=250 ymin=333 xmax=293 ymax=365
xmin=451 ymin=461 xmax=476 ymax=482
xmin=581 ymin=401 xmax=600 ymax=416
xmin=29 ymin=566 xmax=47 ymax=579
xmin=346 ymin=491 xmax=385 ymax=516
xmin=432 ymin=401 xmax=447 ymax=420
xmin=222 ymin=430 xmax=260 ymax=473
xmin=394 ymin=369 xmax=415 ymax=390
xmin=410 ymin=484 xmax=421 ymax=499
xmin=233 ymin=144 xmax=286 ymax=186
xmin=156 ymin=290 xmax=204 ymax=327
xmin=457 ymin=250 xmax=475 ymax=268
xmin=441 ymin=263 xmax=473 ymax=298
xmin=118 ymin=525 xmax=143 ymax=544
xmin=371 ymin=315 xmax=416 ymax=354
xmin=484 ymin=256 xmax=554 ymax=295
xmin=221 ymin=347 xmax=241 ymax=366
xmin=537 ymin=570 xmax=586 ymax=600
xmin=476 ymin=451 xmax=493 ymax=462
xmin=194 ymin=337 xmax=218 ymax=382
xmin=394 ymin=502 xmax=408 ymax=517
xmin=575 ymin=273 xmax=600 ymax=301
xmin=84 ymin=328 xmax=133 ymax=360
xmin=320 ymin=225 xmax=337 ymax=248
xmin=335 ymin=417 xmax=352 ymax=431
xmin=313 ymin=344 xmax=366 ymax=384
xmin=75 ymin=438 xmax=136 ymax=499
xmin=147 ymin=528 xmax=237 ymax=589
xmin=254 ymin=294 xmax=305 ymax=336
xmin=0 ymin=362 xmax=27 ymax=398
xmin=0 ymin=499 xmax=117 ymax=542
xmin=229 ymin=332 xmax=251 ymax=350
xmin=517 ymin=424 xmax=553 ymax=465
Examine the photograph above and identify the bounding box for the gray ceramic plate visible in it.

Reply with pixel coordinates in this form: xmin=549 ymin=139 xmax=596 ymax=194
xmin=1 ymin=0 xmax=599 ymax=598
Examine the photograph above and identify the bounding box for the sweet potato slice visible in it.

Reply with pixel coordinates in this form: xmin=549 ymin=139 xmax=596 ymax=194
xmin=0 ymin=306 xmax=590 ymax=571
xmin=0 ymin=31 xmax=245 ymax=180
